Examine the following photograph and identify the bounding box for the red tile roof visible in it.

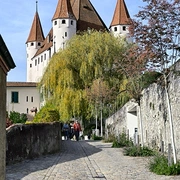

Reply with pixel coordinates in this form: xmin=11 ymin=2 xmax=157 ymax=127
xmin=26 ymin=12 xmax=45 ymax=43
xmin=52 ymin=0 xmax=76 ymax=20
xmin=7 ymin=82 xmax=37 ymax=87
xmin=110 ymin=0 xmax=131 ymax=27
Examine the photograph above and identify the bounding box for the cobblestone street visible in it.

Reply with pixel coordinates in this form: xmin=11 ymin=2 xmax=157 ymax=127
xmin=6 ymin=140 xmax=180 ymax=180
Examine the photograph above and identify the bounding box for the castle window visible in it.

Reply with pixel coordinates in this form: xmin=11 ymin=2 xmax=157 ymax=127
xmin=44 ymin=54 xmax=46 ymax=60
xmin=26 ymin=96 xmax=28 ymax=102
xmin=11 ymin=92 xmax=19 ymax=103
xmin=35 ymin=59 xmax=37 ymax=66
xmin=38 ymin=58 xmax=40 ymax=64
xmin=62 ymin=20 xmax=66 ymax=24
xmin=65 ymin=32 xmax=67 ymax=37
xmin=30 ymin=64 xmax=32 ymax=68
xmin=41 ymin=55 xmax=43 ymax=62
xmin=31 ymin=97 xmax=33 ymax=102
xmin=31 ymin=42 xmax=34 ymax=46
xmin=123 ymin=26 xmax=126 ymax=31
xmin=71 ymin=20 xmax=73 ymax=25
xmin=114 ymin=27 xmax=117 ymax=32
xmin=38 ymin=42 xmax=41 ymax=46
xmin=54 ymin=21 xmax=57 ymax=25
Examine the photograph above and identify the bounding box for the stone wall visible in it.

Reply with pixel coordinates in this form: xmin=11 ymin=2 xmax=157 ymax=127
xmin=6 ymin=122 xmax=62 ymax=165
xmin=105 ymin=61 xmax=180 ymax=157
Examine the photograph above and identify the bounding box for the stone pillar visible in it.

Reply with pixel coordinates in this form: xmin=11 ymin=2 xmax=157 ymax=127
xmin=0 ymin=68 xmax=6 ymax=180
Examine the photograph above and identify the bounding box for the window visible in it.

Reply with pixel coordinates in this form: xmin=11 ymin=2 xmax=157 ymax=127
xmin=26 ymin=96 xmax=28 ymax=102
xmin=31 ymin=97 xmax=33 ymax=102
xmin=44 ymin=54 xmax=46 ymax=60
xmin=71 ymin=20 xmax=73 ymax=25
xmin=31 ymin=42 xmax=34 ymax=46
xmin=62 ymin=20 xmax=66 ymax=24
xmin=41 ymin=55 xmax=43 ymax=62
xmin=54 ymin=21 xmax=57 ymax=25
xmin=123 ymin=26 xmax=126 ymax=31
xmin=30 ymin=64 xmax=32 ymax=68
xmin=38 ymin=42 xmax=41 ymax=46
xmin=65 ymin=32 xmax=67 ymax=37
xmin=114 ymin=27 xmax=117 ymax=32
xmin=11 ymin=92 xmax=19 ymax=103
xmin=35 ymin=59 xmax=37 ymax=66
xmin=38 ymin=57 xmax=40 ymax=64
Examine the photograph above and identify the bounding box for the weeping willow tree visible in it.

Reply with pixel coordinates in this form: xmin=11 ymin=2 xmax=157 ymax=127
xmin=39 ymin=30 xmax=133 ymax=122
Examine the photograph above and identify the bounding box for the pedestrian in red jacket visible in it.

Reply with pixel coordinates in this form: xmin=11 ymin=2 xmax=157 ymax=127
xmin=73 ymin=120 xmax=81 ymax=141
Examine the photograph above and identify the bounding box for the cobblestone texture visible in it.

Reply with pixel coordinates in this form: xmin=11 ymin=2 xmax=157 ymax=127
xmin=6 ymin=140 xmax=180 ymax=180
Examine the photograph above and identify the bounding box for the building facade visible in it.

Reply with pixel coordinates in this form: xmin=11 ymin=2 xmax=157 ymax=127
xmin=26 ymin=0 xmax=131 ymax=82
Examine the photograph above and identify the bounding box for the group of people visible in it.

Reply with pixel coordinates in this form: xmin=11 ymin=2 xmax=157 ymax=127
xmin=62 ymin=120 xmax=81 ymax=141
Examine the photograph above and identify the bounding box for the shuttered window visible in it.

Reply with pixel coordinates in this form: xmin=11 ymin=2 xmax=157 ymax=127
xmin=11 ymin=92 xmax=19 ymax=103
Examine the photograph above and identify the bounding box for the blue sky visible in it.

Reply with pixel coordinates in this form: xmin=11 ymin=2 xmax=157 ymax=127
xmin=0 ymin=0 xmax=144 ymax=82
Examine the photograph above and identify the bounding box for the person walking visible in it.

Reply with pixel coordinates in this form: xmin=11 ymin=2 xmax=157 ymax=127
xmin=62 ymin=123 xmax=70 ymax=140
xmin=73 ymin=120 xmax=81 ymax=141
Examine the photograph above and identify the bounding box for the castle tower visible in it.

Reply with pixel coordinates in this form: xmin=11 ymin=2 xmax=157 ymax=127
xmin=110 ymin=0 xmax=131 ymax=37
xmin=52 ymin=0 xmax=77 ymax=52
xmin=26 ymin=1 xmax=45 ymax=82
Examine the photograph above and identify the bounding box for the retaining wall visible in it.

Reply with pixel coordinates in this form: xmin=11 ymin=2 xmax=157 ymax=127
xmin=6 ymin=122 xmax=62 ymax=165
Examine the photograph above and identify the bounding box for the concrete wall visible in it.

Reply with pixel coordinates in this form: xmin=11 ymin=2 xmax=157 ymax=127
xmin=0 ymin=68 xmax=6 ymax=180
xmin=6 ymin=122 xmax=62 ymax=165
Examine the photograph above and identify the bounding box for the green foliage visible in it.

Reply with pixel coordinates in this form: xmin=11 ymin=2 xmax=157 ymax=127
xmin=33 ymin=103 xmax=60 ymax=123
xmin=92 ymin=134 xmax=103 ymax=140
xmin=149 ymin=154 xmax=180 ymax=176
xmin=112 ymin=132 xmax=133 ymax=148
xmin=104 ymin=133 xmax=116 ymax=143
xmin=83 ymin=124 xmax=95 ymax=136
xmin=124 ymin=145 xmax=155 ymax=157
xmin=9 ymin=111 xmax=27 ymax=124
xmin=40 ymin=30 xmax=132 ymax=121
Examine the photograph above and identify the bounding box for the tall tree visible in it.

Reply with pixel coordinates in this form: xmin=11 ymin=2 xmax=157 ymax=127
xmin=131 ymin=0 xmax=180 ymax=164
xmin=39 ymin=30 xmax=131 ymax=121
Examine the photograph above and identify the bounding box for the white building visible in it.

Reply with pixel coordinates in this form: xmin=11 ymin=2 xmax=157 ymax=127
xmin=7 ymin=0 xmax=131 ymax=118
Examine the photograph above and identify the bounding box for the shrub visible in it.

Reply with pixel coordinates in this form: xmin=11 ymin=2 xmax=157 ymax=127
xmin=104 ymin=133 xmax=116 ymax=143
xmin=149 ymin=154 xmax=180 ymax=175
xmin=9 ymin=111 xmax=27 ymax=124
xmin=33 ymin=103 xmax=60 ymax=123
xmin=112 ymin=132 xmax=133 ymax=148
xmin=92 ymin=134 xmax=103 ymax=140
xmin=124 ymin=145 xmax=155 ymax=157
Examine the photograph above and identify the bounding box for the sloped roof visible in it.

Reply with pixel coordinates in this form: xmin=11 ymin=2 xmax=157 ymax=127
xmin=26 ymin=12 xmax=45 ymax=43
xmin=34 ymin=29 xmax=53 ymax=57
xmin=0 ymin=34 xmax=15 ymax=73
xmin=52 ymin=0 xmax=76 ymax=20
xmin=70 ymin=0 xmax=108 ymax=31
xmin=110 ymin=0 xmax=131 ymax=27
xmin=7 ymin=82 xmax=37 ymax=87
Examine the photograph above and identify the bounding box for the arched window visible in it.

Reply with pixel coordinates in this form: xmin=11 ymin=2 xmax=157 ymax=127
xmin=114 ymin=27 xmax=117 ymax=32
xmin=62 ymin=20 xmax=66 ymax=24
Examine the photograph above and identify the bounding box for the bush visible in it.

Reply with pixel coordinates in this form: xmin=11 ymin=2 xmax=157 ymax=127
xmin=124 ymin=145 xmax=155 ymax=157
xmin=92 ymin=134 xmax=103 ymax=140
xmin=112 ymin=132 xmax=133 ymax=148
xmin=33 ymin=103 xmax=60 ymax=123
xmin=9 ymin=111 xmax=27 ymax=124
xmin=104 ymin=133 xmax=116 ymax=143
xmin=149 ymin=154 xmax=180 ymax=175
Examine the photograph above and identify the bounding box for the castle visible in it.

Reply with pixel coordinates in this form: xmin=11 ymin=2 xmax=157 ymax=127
xmin=26 ymin=0 xmax=131 ymax=82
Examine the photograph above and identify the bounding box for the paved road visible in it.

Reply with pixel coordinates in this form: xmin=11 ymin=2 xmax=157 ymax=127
xmin=6 ymin=140 xmax=180 ymax=180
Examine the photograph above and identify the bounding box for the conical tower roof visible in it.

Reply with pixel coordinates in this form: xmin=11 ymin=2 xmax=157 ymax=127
xmin=52 ymin=0 xmax=76 ymax=20
xmin=110 ymin=0 xmax=131 ymax=27
xmin=26 ymin=11 xmax=45 ymax=43
xmin=70 ymin=0 xmax=108 ymax=31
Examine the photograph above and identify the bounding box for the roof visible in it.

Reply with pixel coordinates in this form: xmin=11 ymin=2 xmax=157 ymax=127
xmin=0 ymin=34 xmax=16 ymax=73
xmin=31 ymin=0 xmax=108 ymax=57
xmin=7 ymin=82 xmax=37 ymax=87
xmin=26 ymin=12 xmax=45 ymax=43
xmin=52 ymin=0 xmax=76 ymax=20
xmin=110 ymin=0 xmax=131 ymax=27
xmin=70 ymin=0 xmax=108 ymax=31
